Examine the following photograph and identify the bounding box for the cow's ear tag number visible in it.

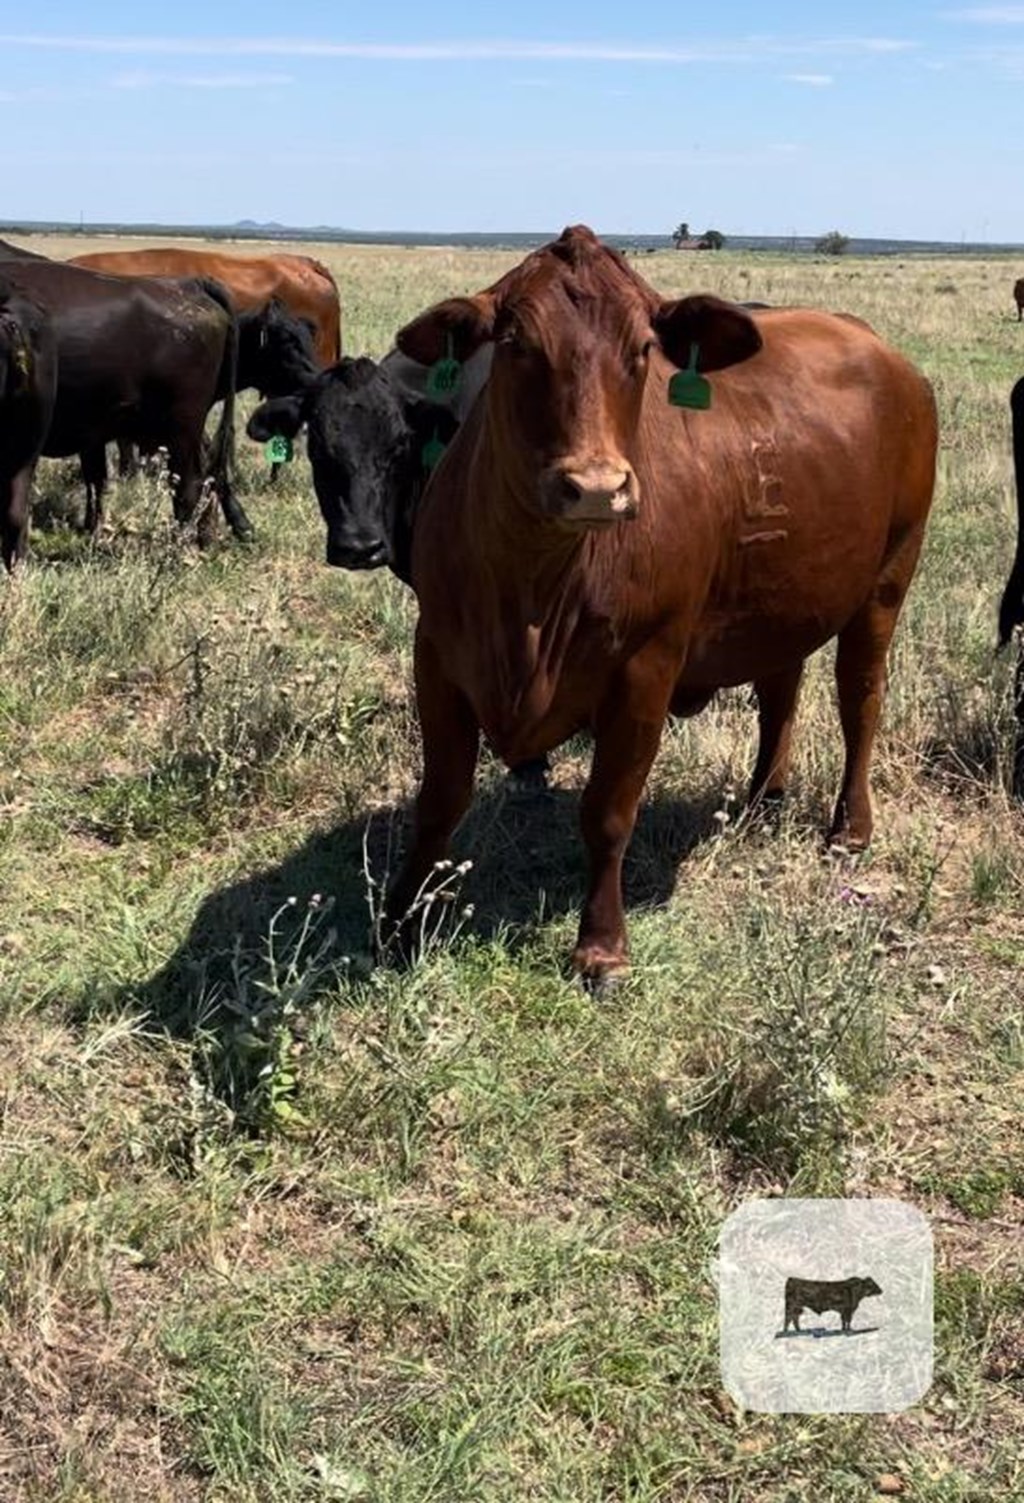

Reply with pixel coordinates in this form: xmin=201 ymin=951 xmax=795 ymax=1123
xmin=421 ymin=431 xmax=447 ymax=472
xmin=668 ymin=345 xmax=712 ymax=410
xmin=265 ymin=434 xmax=293 ymax=464
xmin=426 ymin=334 xmax=462 ymax=399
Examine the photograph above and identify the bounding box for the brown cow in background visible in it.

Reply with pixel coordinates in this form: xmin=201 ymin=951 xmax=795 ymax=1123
xmin=68 ymin=245 xmax=341 ymax=364
xmin=1015 ymin=278 xmax=1024 ymax=322
xmin=384 ymin=225 xmax=937 ymax=990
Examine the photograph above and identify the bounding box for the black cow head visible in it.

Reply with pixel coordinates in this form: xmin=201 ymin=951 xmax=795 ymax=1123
xmin=238 ymin=297 xmax=321 ymax=398
xmin=247 ymin=356 xmax=458 ymax=581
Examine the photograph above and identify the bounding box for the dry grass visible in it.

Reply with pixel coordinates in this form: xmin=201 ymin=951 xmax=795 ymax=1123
xmin=0 ymin=234 xmax=1022 ymax=1500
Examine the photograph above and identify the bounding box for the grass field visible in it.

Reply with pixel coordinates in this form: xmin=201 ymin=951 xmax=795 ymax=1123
xmin=2 ymin=235 xmax=1023 ymax=1501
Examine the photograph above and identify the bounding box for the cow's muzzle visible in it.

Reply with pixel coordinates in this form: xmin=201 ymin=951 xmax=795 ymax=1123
xmin=541 ymin=460 xmax=639 ymax=525
xmin=326 ymin=535 xmax=391 ymax=570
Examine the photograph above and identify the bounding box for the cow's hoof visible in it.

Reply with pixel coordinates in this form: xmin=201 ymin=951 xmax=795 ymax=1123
xmin=572 ymin=949 xmax=629 ymax=999
xmin=826 ymin=831 xmax=870 ymax=859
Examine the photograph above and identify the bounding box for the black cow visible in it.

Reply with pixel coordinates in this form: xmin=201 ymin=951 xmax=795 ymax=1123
xmin=247 ymin=352 xmax=550 ymax=790
xmin=783 ymin=1276 xmax=882 ymax=1334
xmin=111 ymin=294 xmax=321 ymax=493
xmin=247 ymin=355 xmax=459 ymax=581
xmin=1 ymin=259 xmax=248 ymax=544
xmin=0 ymin=278 xmax=57 ymax=569
xmin=237 ymin=296 xmax=320 ymax=400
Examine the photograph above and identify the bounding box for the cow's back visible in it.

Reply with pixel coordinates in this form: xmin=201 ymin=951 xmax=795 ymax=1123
xmin=70 ymin=247 xmax=341 ymax=364
xmin=1 ymin=261 xmax=227 ymax=454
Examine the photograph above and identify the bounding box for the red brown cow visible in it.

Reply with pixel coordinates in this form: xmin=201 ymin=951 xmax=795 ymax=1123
xmin=384 ymin=225 xmax=938 ymax=990
xmin=1015 ymin=278 xmax=1024 ymax=323
xmin=68 ymin=246 xmax=341 ymax=364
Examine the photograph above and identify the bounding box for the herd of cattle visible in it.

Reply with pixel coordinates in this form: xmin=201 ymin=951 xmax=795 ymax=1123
xmin=2 ymin=225 xmax=1023 ymax=987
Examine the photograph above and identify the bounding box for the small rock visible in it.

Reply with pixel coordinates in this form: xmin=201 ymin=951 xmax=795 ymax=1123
xmin=876 ymin=1475 xmax=904 ymax=1496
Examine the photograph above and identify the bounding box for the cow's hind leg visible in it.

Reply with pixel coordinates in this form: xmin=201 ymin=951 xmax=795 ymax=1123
xmin=748 ymin=663 xmax=804 ymax=815
xmin=117 ymin=440 xmax=139 ymax=480
xmin=830 ymin=532 xmax=924 ymax=848
xmin=167 ymin=423 xmax=217 ymax=545
xmin=1 ymin=468 xmax=33 ymax=571
xmin=385 ymin=629 xmax=480 ymax=959
xmin=81 ymin=445 xmax=108 ymax=536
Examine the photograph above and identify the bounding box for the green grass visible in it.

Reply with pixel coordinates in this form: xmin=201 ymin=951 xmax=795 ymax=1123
xmin=0 ymin=238 xmax=1022 ymax=1500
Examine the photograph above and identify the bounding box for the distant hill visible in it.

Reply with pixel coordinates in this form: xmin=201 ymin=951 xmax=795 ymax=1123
xmin=3 ymin=218 xmax=1023 ymax=258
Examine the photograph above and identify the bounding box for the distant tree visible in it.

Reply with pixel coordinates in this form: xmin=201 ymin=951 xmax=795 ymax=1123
xmin=699 ymin=229 xmax=726 ymax=250
xmin=672 ymin=221 xmax=691 ymax=248
xmin=815 ymin=230 xmax=851 ymax=257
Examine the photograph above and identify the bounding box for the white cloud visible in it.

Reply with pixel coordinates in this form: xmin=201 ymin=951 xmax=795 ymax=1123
xmin=0 ymin=33 xmax=917 ymax=64
xmin=112 ymin=69 xmax=292 ymax=89
xmin=784 ymin=72 xmax=834 ymax=85
xmin=945 ymin=6 xmax=1024 ymax=20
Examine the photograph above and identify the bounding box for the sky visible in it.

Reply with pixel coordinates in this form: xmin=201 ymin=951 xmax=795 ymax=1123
xmin=1 ymin=3 xmax=1023 ymax=240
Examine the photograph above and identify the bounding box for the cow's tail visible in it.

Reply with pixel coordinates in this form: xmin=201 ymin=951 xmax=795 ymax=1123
xmin=998 ymin=377 xmax=1024 ymax=647
xmin=191 ymin=276 xmax=253 ymax=540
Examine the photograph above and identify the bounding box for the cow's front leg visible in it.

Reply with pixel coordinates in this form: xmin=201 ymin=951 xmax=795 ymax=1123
xmin=572 ymin=655 xmax=674 ymax=990
xmin=384 ymin=628 xmax=480 ymax=959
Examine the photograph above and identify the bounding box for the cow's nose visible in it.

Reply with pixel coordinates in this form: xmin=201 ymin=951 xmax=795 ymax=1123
xmin=551 ymin=462 xmax=638 ymax=520
xmin=326 ymin=534 xmax=390 ymax=570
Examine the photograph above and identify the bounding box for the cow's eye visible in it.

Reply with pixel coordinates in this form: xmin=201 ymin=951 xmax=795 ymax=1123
xmin=497 ymin=323 xmax=528 ymax=353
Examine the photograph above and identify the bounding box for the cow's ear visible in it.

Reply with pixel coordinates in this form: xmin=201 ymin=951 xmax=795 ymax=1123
xmin=654 ymin=294 xmax=762 ymax=373
xmin=396 ymin=293 xmax=497 ymax=365
xmin=246 ymin=391 xmax=308 ymax=442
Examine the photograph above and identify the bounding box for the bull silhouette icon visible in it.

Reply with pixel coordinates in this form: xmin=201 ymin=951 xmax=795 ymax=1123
xmin=781 ymin=1276 xmax=882 ymax=1337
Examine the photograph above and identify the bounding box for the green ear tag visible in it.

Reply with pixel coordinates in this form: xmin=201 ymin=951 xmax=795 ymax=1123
xmin=668 ymin=345 xmax=712 ymax=410
xmin=265 ymin=434 xmax=293 ymax=465
xmin=421 ymin=431 xmax=447 ymax=472
xmin=425 ymin=334 xmax=462 ymax=399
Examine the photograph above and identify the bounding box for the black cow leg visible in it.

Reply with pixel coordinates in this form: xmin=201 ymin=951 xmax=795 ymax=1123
xmin=81 ymin=445 xmax=108 ymax=535
xmin=117 ymin=439 xmax=139 ymax=480
xmin=218 ymin=486 xmax=255 ymax=542
xmin=1013 ymin=642 xmax=1024 ymax=801
xmin=1 ymin=468 xmax=33 ymax=571
xmin=169 ymin=438 xmax=215 ymax=543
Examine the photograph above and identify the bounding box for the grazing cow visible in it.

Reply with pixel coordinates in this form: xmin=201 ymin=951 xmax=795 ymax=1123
xmin=69 ymin=246 xmax=341 ymax=366
xmin=1015 ymin=279 xmax=1024 ymax=323
xmin=83 ymin=295 xmax=321 ymax=514
xmin=783 ymin=1276 xmax=882 ymax=1334
xmin=0 ymin=279 xmax=57 ymax=568
xmin=382 ymin=224 xmax=937 ymax=988
xmin=2 ymin=259 xmax=248 ymax=543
